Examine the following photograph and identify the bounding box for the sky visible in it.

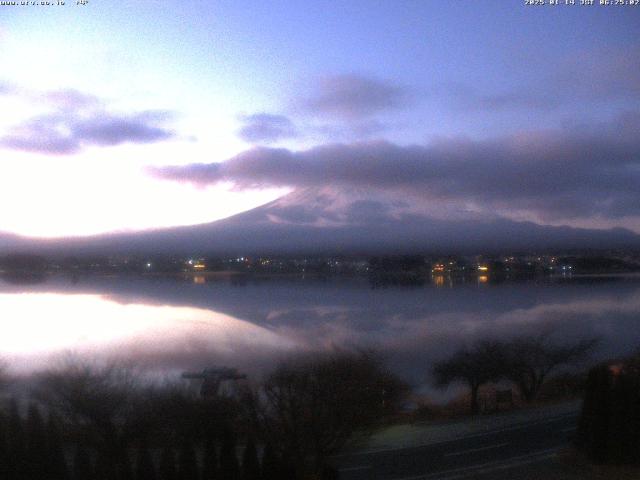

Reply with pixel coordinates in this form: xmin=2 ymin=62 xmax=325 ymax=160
xmin=0 ymin=0 xmax=639 ymax=237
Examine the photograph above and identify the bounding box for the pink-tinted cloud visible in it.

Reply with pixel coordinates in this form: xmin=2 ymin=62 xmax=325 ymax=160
xmin=0 ymin=88 xmax=176 ymax=155
xmin=152 ymin=111 xmax=640 ymax=221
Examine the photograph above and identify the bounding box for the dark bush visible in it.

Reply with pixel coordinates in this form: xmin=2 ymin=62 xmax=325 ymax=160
xmin=241 ymin=437 xmax=260 ymax=480
xmin=219 ymin=428 xmax=240 ymax=480
xmin=248 ymin=350 xmax=406 ymax=478
xmin=577 ymin=357 xmax=640 ymax=464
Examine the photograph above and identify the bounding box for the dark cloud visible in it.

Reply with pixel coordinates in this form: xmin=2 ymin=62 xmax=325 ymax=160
xmin=1 ymin=111 xmax=175 ymax=155
xmin=301 ymin=74 xmax=410 ymax=119
xmin=241 ymin=75 xmax=409 ymax=143
xmin=343 ymin=200 xmax=393 ymax=225
xmin=72 ymin=111 xmax=175 ymax=147
xmin=1 ymin=131 xmax=79 ymax=155
xmin=0 ymin=88 xmax=176 ymax=155
xmin=151 ymin=111 xmax=640 ymax=221
xmin=1 ymin=113 xmax=83 ymax=155
xmin=235 ymin=76 xmax=407 ymax=145
xmin=237 ymin=113 xmax=298 ymax=144
xmin=267 ymin=204 xmax=340 ymax=225
xmin=43 ymin=88 xmax=102 ymax=110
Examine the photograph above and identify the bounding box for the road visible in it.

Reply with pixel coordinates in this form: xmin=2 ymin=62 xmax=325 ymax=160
xmin=334 ymin=411 xmax=579 ymax=480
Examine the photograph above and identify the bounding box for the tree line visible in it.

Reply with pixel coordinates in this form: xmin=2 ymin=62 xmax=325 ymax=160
xmin=432 ymin=335 xmax=598 ymax=415
xmin=0 ymin=351 xmax=407 ymax=480
xmin=0 ymin=400 xmax=288 ymax=480
xmin=0 ymin=336 xmax=599 ymax=480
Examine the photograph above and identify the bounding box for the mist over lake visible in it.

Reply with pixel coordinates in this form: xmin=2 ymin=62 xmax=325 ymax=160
xmin=3 ymin=274 xmax=639 ymax=394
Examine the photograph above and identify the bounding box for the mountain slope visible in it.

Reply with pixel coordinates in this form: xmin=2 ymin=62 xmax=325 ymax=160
xmin=4 ymin=186 xmax=638 ymax=256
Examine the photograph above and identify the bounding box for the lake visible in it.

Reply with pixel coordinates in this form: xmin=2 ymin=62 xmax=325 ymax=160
xmin=2 ymin=273 xmax=640 ymax=394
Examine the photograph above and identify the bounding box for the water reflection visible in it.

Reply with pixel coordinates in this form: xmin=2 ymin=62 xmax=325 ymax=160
xmin=1 ymin=275 xmax=639 ymax=391
xmin=433 ymin=275 xmax=446 ymax=287
xmin=0 ymin=292 xmax=297 ymax=374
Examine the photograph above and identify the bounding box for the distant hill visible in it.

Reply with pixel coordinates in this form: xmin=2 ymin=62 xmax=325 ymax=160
xmin=2 ymin=187 xmax=640 ymax=256
xmin=0 ymin=231 xmax=31 ymax=251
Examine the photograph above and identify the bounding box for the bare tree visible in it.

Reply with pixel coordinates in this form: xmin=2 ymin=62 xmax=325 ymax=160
xmin=503 ymin=335 xmax=598 ymax=403
xmin=432 ymin=341 xmax=506 ymax=415
xmin=246 ymin=350 xmax=408 ymax=478
xmin=0 ymin=358 xmax=9 ymax=392
xmin=33 ymin=359 xmax=143 ymax=475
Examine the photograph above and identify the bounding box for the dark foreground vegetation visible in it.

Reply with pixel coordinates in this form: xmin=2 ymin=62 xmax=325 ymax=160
xmin=576 ymin=351 xmax=640 ymax=465
xmin=1 ymin=335 xmax=634 ymax=479
xmin=0 ymin=351 xmax=407 ymax=480
xmin=432 ymin=335 xmax=598 ymax=415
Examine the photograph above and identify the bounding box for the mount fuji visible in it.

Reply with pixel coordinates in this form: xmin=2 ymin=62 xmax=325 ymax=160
xmin=3 ymin=186 xmax=639 ymax=256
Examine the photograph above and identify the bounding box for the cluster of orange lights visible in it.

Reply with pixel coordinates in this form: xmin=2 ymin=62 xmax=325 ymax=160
xmin=431 ymin=264 xmax=489 ymax=273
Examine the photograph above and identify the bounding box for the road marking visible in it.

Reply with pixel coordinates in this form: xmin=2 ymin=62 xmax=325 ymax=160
xmin=390 ymin=447 xmax=559 ymax=480
xmin=562 ymin=426 xmax=577 ymax=433
xmin=444 ymin=442 xmax=508 ymax=457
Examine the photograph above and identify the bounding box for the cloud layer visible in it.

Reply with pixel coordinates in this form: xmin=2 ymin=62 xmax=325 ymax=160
xmin=152 ymin=111 xmax=640 ymax=222
xmin=235 ymin=74 xmax=410 ymax=145
xmin=300 ymin=74 xmax=410 ymax=119
xmin=237 ymin=113 xmax=298 ymax=144
xmin=0 ymin=87 xmax=176 ymax=155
